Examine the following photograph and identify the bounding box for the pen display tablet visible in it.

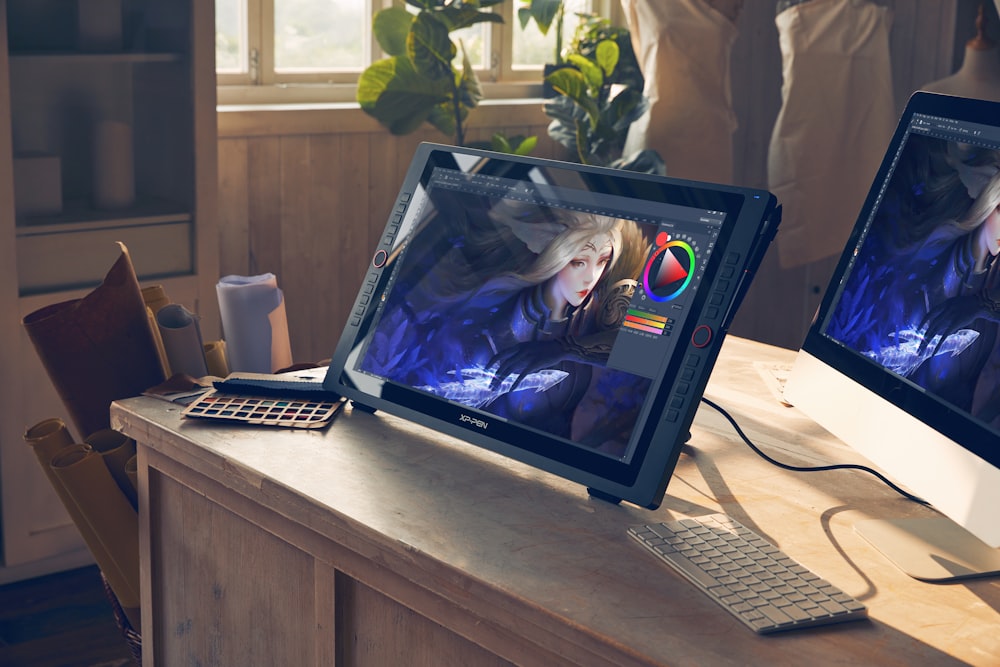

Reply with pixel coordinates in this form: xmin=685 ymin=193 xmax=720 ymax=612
xmin=324 ymin=143 xmax=778 ymax=508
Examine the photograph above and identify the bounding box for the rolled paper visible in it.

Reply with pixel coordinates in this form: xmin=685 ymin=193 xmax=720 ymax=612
xmin=147 ymin=305 xmax=171 ymax=377
xmin=143 ymin=284 xmax=173 ymax=375
xmin=22 ymin=243 xmax=166 ymax=439
xmin=156 ymin=303 xmax=209 ymax=378
xmin=51 ymin=444 xmax=141 ymax=629
xmin=203 ymin=339 xmax=231 ymax=377
xmin=25 ymin=425 xmax=134 ymax=628
xmin=85 ymin=428 xmax=138 ymax=510
xmin=216 ymin=273 xmax=293 ymax=373
xmin=141 ymin=284 xmax=170 ymax=315
xmin=124 ymin=454 xmax=138 ymax=501
xmin=92 ymin=120 xmax=134 ymax=210
xmin=24 ymin=417 xmax=76 ymax=468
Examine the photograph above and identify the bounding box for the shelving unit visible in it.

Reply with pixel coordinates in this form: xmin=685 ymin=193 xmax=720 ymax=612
xmin=0 ymin=0 xmax=218 ymax=582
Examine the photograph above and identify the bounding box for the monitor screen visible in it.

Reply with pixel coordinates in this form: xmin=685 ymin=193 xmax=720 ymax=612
xmin=785 ymin=92 xmax=1000 ymax=552
xmin=324 ymin=143 xmax=778 ymax=508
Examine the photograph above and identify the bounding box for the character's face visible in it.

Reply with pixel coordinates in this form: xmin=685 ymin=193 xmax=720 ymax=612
xmin=984 ymin=204 xmax=1000 ymax=257
xmin=545 ymin=232 xmax=614 ymax=317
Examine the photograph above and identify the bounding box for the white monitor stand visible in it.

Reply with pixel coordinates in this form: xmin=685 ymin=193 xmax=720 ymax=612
xmin=784 ymin=349 xmax=1000 ymax=583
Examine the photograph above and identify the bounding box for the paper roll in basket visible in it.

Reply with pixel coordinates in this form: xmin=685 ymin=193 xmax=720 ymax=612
xmin=156 ymin=303 xmax=209 ymax=379
xmin=85 ymin=428 xmax=138 ymax=510
xmin=50 ymin=444 xmax=140 ymax=626
xmin=22 ymin=243 xmax=166 ymax=439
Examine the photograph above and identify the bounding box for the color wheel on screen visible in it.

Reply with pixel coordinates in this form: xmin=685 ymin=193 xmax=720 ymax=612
xmin=643 ymin=240 xmax=695 ymax=302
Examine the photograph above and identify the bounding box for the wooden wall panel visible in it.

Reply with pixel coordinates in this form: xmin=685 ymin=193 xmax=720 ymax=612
xmin=217 ymin=138 xmax=250 ymax=278
xmin=247 ymin=137 xmax=284 ymax=277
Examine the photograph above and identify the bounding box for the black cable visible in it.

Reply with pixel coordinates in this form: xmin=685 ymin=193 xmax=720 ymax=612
xmin=700 ymin=396 xmax=929 ymax=506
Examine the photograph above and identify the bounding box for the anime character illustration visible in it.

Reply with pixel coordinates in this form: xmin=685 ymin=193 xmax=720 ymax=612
xmin=827 ymin=132 xmax=1000 ymax=425
xmin=359 ymin=189 xmax=653 ymax=455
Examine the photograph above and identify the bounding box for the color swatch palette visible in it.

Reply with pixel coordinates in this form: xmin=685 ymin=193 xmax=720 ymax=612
xmin=182 ymin=390 xmax=344 ymax=429
xmin=623 ymin=309 xmax=672 ymax=336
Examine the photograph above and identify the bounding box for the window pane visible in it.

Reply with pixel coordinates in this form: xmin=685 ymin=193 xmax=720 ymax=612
xmin=452 ymin=23 xmax=488 ymax=71
xmin=216 ymin=0 xmax=246 ymax=73
xmin=275 ymin=0 xmax=367 ymax=72
xmin=513 ymin=0 xmax=590 ymax=69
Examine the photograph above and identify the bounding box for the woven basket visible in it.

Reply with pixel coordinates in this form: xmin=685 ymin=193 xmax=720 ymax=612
xmin=100 ymin=571 xmax=142 ymax=665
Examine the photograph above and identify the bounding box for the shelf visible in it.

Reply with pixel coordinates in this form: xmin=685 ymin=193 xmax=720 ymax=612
xmin=16 ymin=197 xmax=192 ymax=234
xmin=8 ymin=52 xmax=182 ymax=65
xmin=15 ymin=198 xmax=195 ymax=296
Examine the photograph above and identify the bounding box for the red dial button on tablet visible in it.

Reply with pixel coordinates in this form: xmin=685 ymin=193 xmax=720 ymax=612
xmin=691 ymin=325 xmax=712 ymax=348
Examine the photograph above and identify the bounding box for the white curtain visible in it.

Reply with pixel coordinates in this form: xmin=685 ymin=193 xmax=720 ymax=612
xmin=767 ymin=0 xmax=895 ymax=269
xmin=620 ymin=0 xmax=740 ymax=184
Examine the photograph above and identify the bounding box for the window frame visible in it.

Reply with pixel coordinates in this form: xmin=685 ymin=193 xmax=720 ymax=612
xmin=216 ymin=0 xmax=623 ymax=106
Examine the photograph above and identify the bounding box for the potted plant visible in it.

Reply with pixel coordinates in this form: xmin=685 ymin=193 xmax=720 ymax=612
xmin=357 ymin=0 xmax=503 ymax=148
xmin=542 ymin=15 xmax=663 ymax=173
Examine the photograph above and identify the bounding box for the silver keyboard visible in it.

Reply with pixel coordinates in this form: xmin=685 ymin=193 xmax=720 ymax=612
xmin=628 ymin=513 xmax=867 ymax=634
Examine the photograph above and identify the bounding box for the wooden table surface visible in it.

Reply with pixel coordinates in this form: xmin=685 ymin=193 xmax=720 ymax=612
xmin=112 ymin=336 xmax=1000 ymax=666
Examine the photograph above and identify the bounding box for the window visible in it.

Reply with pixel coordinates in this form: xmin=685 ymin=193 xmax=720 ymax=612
xmin=216 ymin=0 xmax=620 ymax=104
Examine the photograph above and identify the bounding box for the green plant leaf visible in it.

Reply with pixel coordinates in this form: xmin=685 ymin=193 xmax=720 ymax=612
xmin=491 ymin=132 xmax=513 ymax=153
xmin=546 ymin=117 xmax=579 ymax=153
xmin=604 ymin=87 xmax=648 ymax=133
xmin=542 ymin=95 xmax=584 ymax=124
xmin=373 ymin=7 xmax=414 ymax=57
xmin=457 ymin=43 xmax=484 ymax=108
xmin=513 ymin=134 xmax=538 ymax=155
xmin=566 ymin=53 xmax=603 ymax=92
xmin=518 ymin=0 xmax=561 ymax=34
xmin=357 ymin=56 xmax=450 ymax=135
xmin=594 ymin=39 xmax=619 ymax=78
xmin=546 ymin=68 xmax=586 ymax=102
xmin=438 ymin=5 xmax=504 ymax=32
xmin=409 ymin=12 xmax=456 ymax=81
xmin=427 ymin=102 xmax=459 ymax=138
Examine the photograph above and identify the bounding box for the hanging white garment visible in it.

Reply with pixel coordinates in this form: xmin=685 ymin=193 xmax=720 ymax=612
xmin=768 ymin=0 xmax=895 ymax=269
xmin=620 ymin=0 xmax=740 ymax=184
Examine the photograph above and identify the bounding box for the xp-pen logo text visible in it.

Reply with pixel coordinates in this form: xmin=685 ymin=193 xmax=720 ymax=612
xmin=459 ymin=414 xmax=489 ymax=430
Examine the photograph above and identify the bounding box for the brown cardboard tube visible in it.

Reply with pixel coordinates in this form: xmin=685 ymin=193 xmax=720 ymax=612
xmin=85 ymin=428 xmax=138 ymax=510
xmin=25 ymin=421 xmax=139 ymax=626
xmin=22 ymin=243 xmax=166 ymax=439
xmin=203 ymin=339 xmax=230 ymax=377
xmin=50 ymin=443 xmax=141 ymax=628
xmin=141 ymin=284 xmax=170 ymax=315
xmin=144 ymin=285 xmax=172 ymax=376
xmin=124 ymin=454 xmax=138 ymax=500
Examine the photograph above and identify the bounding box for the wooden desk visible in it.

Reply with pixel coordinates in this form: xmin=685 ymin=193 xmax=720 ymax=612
xmin=111 ymin=337 xmax=1000 ymax=666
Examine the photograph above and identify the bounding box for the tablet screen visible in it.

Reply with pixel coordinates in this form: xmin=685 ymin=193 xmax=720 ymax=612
xmin=325 ymin=144 xmax=778 ymax=507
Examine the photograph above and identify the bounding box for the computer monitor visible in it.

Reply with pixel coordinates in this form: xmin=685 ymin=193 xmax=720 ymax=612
xmin=784 ymin=92 xmax=1000 ymax=581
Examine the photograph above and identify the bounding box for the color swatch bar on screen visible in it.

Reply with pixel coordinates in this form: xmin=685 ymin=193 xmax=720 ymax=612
xmin=623 ymin=309 xmax=670 ymax=335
